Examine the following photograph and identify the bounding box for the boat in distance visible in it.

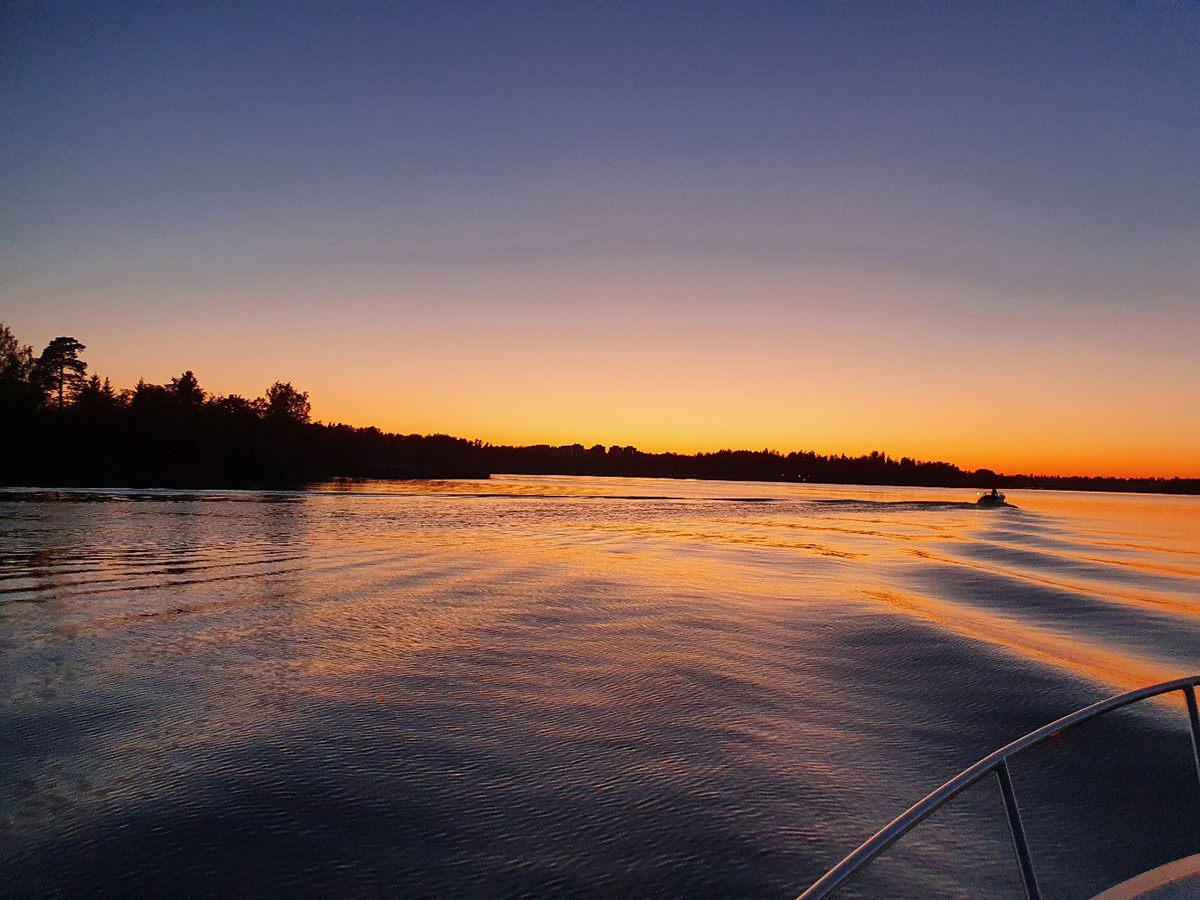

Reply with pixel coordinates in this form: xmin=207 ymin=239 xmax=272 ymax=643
xmin=795 ymin=675 xmax=1200 ymax=900
xmin=977 ymin=488 xmax=1007 ymax=507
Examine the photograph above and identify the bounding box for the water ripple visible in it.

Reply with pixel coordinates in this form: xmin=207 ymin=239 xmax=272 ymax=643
xmin=1 ymin=479 xmax=1196 ymax=899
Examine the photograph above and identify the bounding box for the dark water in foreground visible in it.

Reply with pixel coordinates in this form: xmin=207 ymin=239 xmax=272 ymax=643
xmin=1 ymin=477 xmax=1197 ymax=899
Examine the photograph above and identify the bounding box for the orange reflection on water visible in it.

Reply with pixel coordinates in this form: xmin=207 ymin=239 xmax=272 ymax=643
xmin=866 ymin=587 xmax=1182 ymax=695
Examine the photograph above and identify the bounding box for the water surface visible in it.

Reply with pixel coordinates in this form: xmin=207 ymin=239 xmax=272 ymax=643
xmin=2 ymin=477 xmax=1197 ymax=898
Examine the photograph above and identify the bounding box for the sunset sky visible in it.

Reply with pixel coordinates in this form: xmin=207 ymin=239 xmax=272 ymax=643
xmin=3 ymin=2 xmax=1198 ymax=478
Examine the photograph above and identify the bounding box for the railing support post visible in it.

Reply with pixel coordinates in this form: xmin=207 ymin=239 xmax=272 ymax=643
xmin=996 ymin=760 xmax=1042 ymax=900
xmin=795 ymin=678 xmax=1200 ymax=900
xmin=1184 ymin=685 xmax=1200 ymax=791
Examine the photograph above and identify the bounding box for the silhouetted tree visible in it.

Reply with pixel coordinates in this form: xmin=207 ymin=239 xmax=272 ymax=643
xmin=0 ymin=324 xmax=34 ymax=383
xmin=127 ymin=378 xmax=173 ymax=414
xmin=73 ymin=375 xmax=120 ymax=414
xmin=169 ymin=370 xmax=206 ymax=408
xmin=265 ymin=381 xmax=311 ymax=423
xmin=210 ymin=393 xmax=265 ymax=417
xmin=33 ymin=336 xmax=87 ymax=407
xmin=0 ymin=325 xmax=40 ymax=451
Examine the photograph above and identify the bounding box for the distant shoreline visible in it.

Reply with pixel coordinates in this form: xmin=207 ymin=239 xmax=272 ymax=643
xmin=3 ymin=467 xmax=1198 ymax=497
xmin=2 ymin=325 xmax=1195 ymax=495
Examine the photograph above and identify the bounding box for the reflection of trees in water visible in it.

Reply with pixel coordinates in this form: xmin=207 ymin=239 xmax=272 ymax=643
xmin=5 ymin=546 xmax=73 ymax=602
xmin=0 ymin=493 xmax=310 ymax=616
xmin=258 ymin=495 xmax=308 ymax=550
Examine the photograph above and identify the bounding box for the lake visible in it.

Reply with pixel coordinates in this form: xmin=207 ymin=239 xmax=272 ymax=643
xmin=1 ymin=477 xmax=1197 ymax=899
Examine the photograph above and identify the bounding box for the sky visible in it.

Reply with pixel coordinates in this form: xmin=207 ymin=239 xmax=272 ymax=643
xmin=2 ymin=1 xmax=1198 ymax=478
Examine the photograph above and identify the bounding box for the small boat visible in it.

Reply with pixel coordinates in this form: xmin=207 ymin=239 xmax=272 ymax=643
xmin=795 ymin=675 xmax=1200 ymax=900
xmin=977 ymin=488 xmax=1006 ymax=507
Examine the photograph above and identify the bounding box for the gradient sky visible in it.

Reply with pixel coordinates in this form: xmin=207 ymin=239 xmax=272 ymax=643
xmin=3 ymin=1 xmax=1198 ymax=477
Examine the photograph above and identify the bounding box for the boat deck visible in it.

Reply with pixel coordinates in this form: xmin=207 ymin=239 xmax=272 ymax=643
xmin=1091 ymin=854 xmax=1200 ymax=900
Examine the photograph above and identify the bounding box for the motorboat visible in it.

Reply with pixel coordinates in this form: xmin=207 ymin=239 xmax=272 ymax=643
xmin=795 ymin=675 xmax=1200 ymax=900
xmin=977 ymin=488 xmax=1007 ymax=507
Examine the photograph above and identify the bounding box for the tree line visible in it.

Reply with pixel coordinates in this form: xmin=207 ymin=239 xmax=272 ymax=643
xmin=0 ymin=325 xmax=484 ymax=487
xmin=477 ymin=444 xmax=1199 ymax=493
xmin=2 ymin=324 xmax=1197 ymax=493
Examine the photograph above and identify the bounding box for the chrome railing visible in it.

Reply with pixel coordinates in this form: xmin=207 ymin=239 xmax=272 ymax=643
xmin=797 ymin=675 xmax=1200 ymax=900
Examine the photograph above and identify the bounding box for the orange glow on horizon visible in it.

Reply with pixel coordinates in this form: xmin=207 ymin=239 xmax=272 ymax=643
xmin=314 ymin=401 xmax=1200 ymax=481
xmin=67 ymin=345 xmax=1200 ymax=482
xmin=10 ymin=250 xmax=1199 ymax=483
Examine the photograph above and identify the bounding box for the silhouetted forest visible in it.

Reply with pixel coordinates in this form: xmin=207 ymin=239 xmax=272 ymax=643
xmin=0 ymin=326 xmax=485 ymax=488
xmin=2 ymin=325 xmax=1197 ymax=494
xmin=477 ymin=444 xmax=1200 ymax=494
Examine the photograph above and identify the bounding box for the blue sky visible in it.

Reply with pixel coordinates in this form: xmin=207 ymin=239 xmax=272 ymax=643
xmin=3 ymin=1 xmax=1198 ymax=474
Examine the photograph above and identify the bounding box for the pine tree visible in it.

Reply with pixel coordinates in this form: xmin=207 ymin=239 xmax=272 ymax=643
xmin=33 ymin=337 xmax=88 ymax=407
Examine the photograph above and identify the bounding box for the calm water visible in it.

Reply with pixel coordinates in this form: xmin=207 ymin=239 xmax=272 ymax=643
xmin=1 ymin=477 xmax=1197 ymax=899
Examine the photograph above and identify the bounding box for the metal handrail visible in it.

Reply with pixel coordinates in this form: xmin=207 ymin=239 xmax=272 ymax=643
xmin=797 ymin=675 xmax=1200 ymax=900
